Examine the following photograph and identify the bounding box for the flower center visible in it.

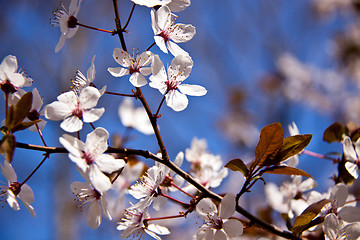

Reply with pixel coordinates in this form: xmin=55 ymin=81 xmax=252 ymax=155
xmin=67 ymin=15 xmax=78 ymax=28
xmin=83 ymin=152 xmax=95 ymax=165
xmin=72 ymin=105 xmax=83 ymax=119
xmin=160 ymin=30 xmax=170 ymax=42
xmin=166 ymin=80 xmax=178 ymax=91
xmin=1 ymin=80 xmax=17 ymax=94
xmin=27 ymin=110 xmax=40 ymax=121
xmin=9 ymin=182 xmax=21 ymax=196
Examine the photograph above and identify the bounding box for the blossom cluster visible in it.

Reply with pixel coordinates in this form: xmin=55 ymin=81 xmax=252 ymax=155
xmin=2 ymin=0 xmax=360 ymax=240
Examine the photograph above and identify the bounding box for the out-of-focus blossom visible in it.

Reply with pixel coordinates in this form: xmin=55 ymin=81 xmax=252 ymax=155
xmin=0 ymin=161 xmax=35 ymax=218
xmin=107 ymin=161 xmax=146 ymax=220
xmin=45 ymin=86 xmax=104 ymax=132
xmin=71 ymin=181 xmax=111 ymax=229
xmin=195 ymin=194 xmax=243 ymax=240
xmin=60 ymin=127 xmax=126 ymax=194
xmin=150 ymin=54 xmax=206 ymax=111
xmin=342 ymin=136 xmax=360 ymax=179
xmin=0 ymin=55 xmax=32 ymax=94
xmin=52 ymin=0 xmax=82 ymax=53
xmin=108 ymin=49 xmax=153 ymax=87
xmin=151 ymin=6 xmax=196 ymax=56
xmin=118 ymin=98 xmax=154 ymax=135
xmin=265 ymin=176 xmax=317 ymax=218
xmin=183 ymin=138 xmax=228 ymax=194
xmin=312 ymin=0 xmax=352 ymax=16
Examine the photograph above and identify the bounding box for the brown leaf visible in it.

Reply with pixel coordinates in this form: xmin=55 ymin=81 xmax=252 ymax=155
xmin=225 ymin=158 xmax=249 ymax=177
xmin=262 ymin=166 xmax=312 ymax=178
xmin=11 ymin=120 xmax=41 ymax=133
xmin=269 ymin=134 xmax=312 ymax=165
xmin=0 ymin=134 xmax=16 ymax=162
xmin=323 ymin=122 xmax=345 ymax=143
xmin=254 ymin=122 xmax=283 ymax=168
xmin=12 ymin=92 xmax=33 ymax=129
xmin=292 ymin=199 xmax=330 ymax=236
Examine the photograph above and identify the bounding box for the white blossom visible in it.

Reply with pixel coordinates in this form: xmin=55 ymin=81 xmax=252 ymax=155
xmin=45 ymin=86 xmax=104 ymax=132
xmin=117 ymin=202 xmax=170 ymax=240
xmin=52 ymin=0 xmax=82 ymax=53
xmin=108 ymin=49 xmax=153 ymax=87
xmin=343 ymin=136 xmax=360 ymax=179
xmin=73 ymin=55 xmax=106 ymax=95
xmin=150 ymin=54 xmax=206 ymax=111
xmin=60 ymin=127 xmax=126 ymax=194
xmin=131 ymin=0 xmax=190 ymax=12
xmin=0 ymin=161 xmax=35 ymax=217
xmin=0 ymin=55 xmax=32 ymax=94
xmin=195 ymin=194 xmax=243 ymax=240
xmin=151 ymin=6 xmax=195 ymax=56
xmin=118 ymin=98 xmax=154 ymax=135
xmin=71 ymin=181 xmax=111 ymax=229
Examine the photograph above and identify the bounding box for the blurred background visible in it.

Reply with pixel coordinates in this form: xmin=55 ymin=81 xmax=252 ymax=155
xmin=0 ymin=0 xmax=359 ymax=239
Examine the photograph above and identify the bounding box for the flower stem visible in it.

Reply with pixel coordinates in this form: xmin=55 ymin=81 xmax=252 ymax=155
xmin=89 ymin=122 xmax=95 ymax=130
xmin=145 ymin=42 xmax=156 ymax=51
xmin=76 ymin=22 xmax=114 ymax=34
xmin=302 ymin=150 xmax=336 ymax=161
xmin=154 ymin=95 xmax=166 ymax=118
xmin=170 ymin=182 xmax=195 ymax=198
xmin=20 ymin=153 xmax=49 ymax=186
xmin=122 ymin=3 xmax=136 ymax=31
xmin=35 ymin=123 xmax=47 ymax=146
xmin=160 ymin=192 xmax=190 ymax=208
xmin=145 ymin=213 xmax=185 ymax=223
xmin=104 ymin=91 xmax=135 ymax=97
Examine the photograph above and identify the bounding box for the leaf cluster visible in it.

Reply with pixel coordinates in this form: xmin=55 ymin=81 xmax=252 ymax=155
xmin=225 ymin=122 xmax=312 ymax=198
xmin=0 ymin=92 xmax=40 ymax=162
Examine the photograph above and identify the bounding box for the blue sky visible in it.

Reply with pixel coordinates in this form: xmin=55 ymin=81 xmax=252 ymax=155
xmin=0 ymin=0 xmax=354 ymax=239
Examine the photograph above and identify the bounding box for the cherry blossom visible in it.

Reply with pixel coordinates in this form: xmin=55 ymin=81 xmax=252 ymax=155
xmin=195 ymin=194 xmax=243 ymax=240
xmin=151 ymin=6 xmax=196 ymax=56
xmin=106 ymin=161 xmax=146 ymax=220
xmin=44 ymin=86 xmax=104 ymax=132
xmin=128 ymin=163 xmax=164 ymax=207
xmin=117 ymin=201 xmax=170 ymax=240
xmin=131 ymin=0 xmax=191 ymax=12
xmin=59 ymin=127 xmax=126 ymax=194
xmin=182 ymin=138 xmax=228 ymax=195
xmin=150 ymin=54 xmax=207 ymax=111
xmin=118 ymin=98 xmax=154 ymax=135
xmin=52 ymin=0 xmax=82 ymax=53
xmin=323 ymin=213 xmax=360 ymax=240
xmin=342 ymin=136 xmax=360 ymax=179
xmin=108 ymin=48 xmax=153 ymax=87
xmin=265 ymin=175 xmax=317 ymax=218
xmin=71 ymin=181 xmax=111 ymax=229
xmin=0 ymin=55 xmax=32 ymax=94
xmin=72 ymin=55 xmax=106 ymax=95
xmin=0 ymin=161 xmax=35 ymax=217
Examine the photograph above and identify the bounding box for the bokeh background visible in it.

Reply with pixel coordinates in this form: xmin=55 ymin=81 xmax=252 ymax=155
xmin=0 ymin=0 xmax=359 ymax=239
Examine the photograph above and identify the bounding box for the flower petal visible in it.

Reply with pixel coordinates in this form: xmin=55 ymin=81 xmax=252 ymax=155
xmin=83 ymin=108 xmax=104 ymax=123
xmin=95 ymin=155 xmax=125 ymax=174
xmin=60 ymin=115 xmax=83 ymax=132
xmin=79 ymin=86 xmax=101 ymax=109
xmin=196 ymin=198 xmax=217 ymax=219
xmin=223 ymin=219 xmax=243 ymax=237
xmin=88 ymin=165 xmax=112 ymax=194
xmin=85 ymin=127 xmax=109 ymax=155
xmin=219 ymin=194 xmax=236 ymax=219
xmin=129 ymin=72 xmax=147 ymax=87
xmin=178 ymin=84 xmax=207 ymax=96
xmin=166 ymin=90 xmax=188 ymax=111
xmin=88 ymin=199 xmax=102 ymax=229
xmin=107 ymin=67 xmax=129 ymax=78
